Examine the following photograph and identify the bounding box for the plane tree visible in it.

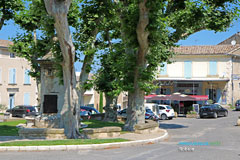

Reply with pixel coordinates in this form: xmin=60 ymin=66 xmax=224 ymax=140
xmin=114 ymin=0 xmax=239 ymax=131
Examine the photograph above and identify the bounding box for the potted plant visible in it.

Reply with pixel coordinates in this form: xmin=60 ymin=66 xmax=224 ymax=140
xmin=186 ymin=110 xmax=198 ymax=118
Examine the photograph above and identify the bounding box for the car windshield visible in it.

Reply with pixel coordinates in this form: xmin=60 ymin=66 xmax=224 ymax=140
xmin=146 ymin=109 xmax=153 ymax=113
xmin=166 ymin=106 xmax=172 ymax=109
xmin=201 ymin=105 xmax=213 ymax=108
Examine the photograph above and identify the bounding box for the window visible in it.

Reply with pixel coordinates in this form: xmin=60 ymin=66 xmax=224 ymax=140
xmin=209 ymin=61 xmax=217 ymax=75
xmin=184 ymin=61 xmax=192 ymax=78
xmin=9 ymin=68 xmax=16 ymax=84
xmin=24 ymin=69 xmax=31 ymax=84
xmin=24 ymin=93 xmax=30 ymax=105
xmin=160 ymin=62 xmax=167 ymax=75
xmin=10 ymin=53 xmax=15 ymax=58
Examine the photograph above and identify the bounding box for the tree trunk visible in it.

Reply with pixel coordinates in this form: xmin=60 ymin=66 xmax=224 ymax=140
xmin=103 ymin=95 xmax=118 ymax=122
xmin=44 ymin=0 xmax=80 ymax=139
xmin=124 ymin=0 xmax=149 ymax=131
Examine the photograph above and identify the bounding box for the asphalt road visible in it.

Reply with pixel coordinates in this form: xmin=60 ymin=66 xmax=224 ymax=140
xmin=1 ymin=110 xmax=240 ymax=160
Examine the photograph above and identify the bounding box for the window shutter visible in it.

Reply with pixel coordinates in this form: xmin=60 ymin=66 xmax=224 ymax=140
xmin=216 ymin=89 xmax=222 ymax=104
xmin=184 ymin=61 xmax=192 ymax=78
xmin=160 ymin=62 xmax=167 ymax=75
xmin=209 ymin=61 xmax=217 ymax=75
xmin=12 ymin=69 xmax=16 ymax=83
xmin=9 ymin=69 xmax=13 ymax=83
xmin=24 ymin=93 xmax=30 ymax=105
xmin=24 ymin=69 xmax=30 ymax=84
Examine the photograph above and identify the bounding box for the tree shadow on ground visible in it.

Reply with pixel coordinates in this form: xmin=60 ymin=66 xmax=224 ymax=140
xmin=159 ymin=123 xmax=188 ymax=129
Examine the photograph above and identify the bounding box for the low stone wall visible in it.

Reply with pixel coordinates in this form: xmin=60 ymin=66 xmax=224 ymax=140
xmin=82 ymin=126 xmax=122 ymax=139
xmin=134 ymin=120 xmax=159 ymax=134
xmin=34 ymin=118 xmax=60 ymax=128
xmin=18 ymin=128 xmax=66 ymax=139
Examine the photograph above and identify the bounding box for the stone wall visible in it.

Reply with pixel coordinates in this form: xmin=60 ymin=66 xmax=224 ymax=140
xmin=18 ymin=128 xmax=66 ymax=139
xmin=82 ymin=126 xmax=121 ymax=139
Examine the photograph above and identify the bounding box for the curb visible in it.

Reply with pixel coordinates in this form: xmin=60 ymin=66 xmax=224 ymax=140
xmin=0 ymin=130 xmax=168 ymax=152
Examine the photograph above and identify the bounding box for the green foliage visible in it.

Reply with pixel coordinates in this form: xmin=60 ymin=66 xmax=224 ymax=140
xmin=99 ymin=92 xmax=103 ymax=113
xmin=117 ymin=0 xmax=239 ymax=94
xmin=0 ymin=104 xmax=7 ymax=112
xmin=187 ymin=111 xmax=197 ymax=115
xmin=0 ymin=0 xmax=24 ymax=29
xmin=207 ymin=99 xmax=214 ymax=104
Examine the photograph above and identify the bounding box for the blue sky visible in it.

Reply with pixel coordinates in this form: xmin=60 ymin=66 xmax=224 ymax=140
xmin=1 ymin=19 xmax=240 ymax=71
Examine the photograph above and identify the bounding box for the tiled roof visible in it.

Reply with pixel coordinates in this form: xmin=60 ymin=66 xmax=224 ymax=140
xmin=174 ymin=45 xmax=240 ymax=55
xmin=0 ymin=40 xmax=13 ymax=47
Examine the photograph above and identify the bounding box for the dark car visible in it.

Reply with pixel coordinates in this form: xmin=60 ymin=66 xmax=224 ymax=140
xmin=6 ymin=105 xmax=39 ymax=118
xmin=118 ymin=109 xmax=127 ymax=118
xmin=235 ymin=100 xmax=240 ymax=111
xmin=199 ymin=104 xmax=228 ymax=118
xmin=80 ymin=106 xmax=99 ymax=115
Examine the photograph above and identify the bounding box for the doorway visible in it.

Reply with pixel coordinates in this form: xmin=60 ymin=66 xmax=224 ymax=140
xmin=9 ymin=94 xmax=15 ymax=109
xmin=43 ymin=95 xmax=58 ymax=113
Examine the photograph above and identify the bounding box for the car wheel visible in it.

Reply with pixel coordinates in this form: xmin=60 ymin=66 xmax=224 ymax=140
xmin=199 ymin=115 xmax=203 ymax=118
xmin=213 ymin=112 xmax=218 ymax=119
xmin=161 ymin=114 xmax=167 ymax=120
xmin=224 ymin=111 xmax=228 ymax=117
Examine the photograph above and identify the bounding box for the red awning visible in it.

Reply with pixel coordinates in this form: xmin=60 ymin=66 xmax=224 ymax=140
xmin=145 ymin=94 xmax=208 ymax=101
xmin=144 ymin=94 xmax=158 ymax=99
xmin=189 ymin=95 xmax=208 ymax=101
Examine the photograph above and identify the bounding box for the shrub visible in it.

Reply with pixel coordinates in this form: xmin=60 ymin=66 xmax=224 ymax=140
xmin=0 ymin=104 xmax=7 ymax=113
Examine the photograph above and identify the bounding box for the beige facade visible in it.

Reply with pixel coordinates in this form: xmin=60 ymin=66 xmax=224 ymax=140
xmin=0 ymin=40 xmax=38 ymax=109
xmin=156 ymin=45 xmax=240 ymax=107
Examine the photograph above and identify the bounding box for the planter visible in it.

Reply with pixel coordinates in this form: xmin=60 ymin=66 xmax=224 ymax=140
xmin=186 ymin=114 xmax=198 ymax=118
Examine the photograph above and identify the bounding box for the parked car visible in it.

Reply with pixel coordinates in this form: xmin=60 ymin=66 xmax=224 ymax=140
xmin=118 ymin=109 xmax=127 ymax=118
xmin=199 ymin=104 xmax=228 ymax=118
xmin=118 ymin=108 xmax=156 ymax=120
xmin=6 ymin=105 xmax=39 ymax=118
xmin=145 ymin=108 xmax=155 ymax=119
xmin=152 ymin=105 xmax=175 ymax=120
xmin=80 ymin=106 xmax=99 ymax=115
xmin=235 ymin=100 xmax=240 ymax=111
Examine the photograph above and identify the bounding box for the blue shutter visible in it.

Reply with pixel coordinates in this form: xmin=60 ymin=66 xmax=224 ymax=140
xmin=12 ymin=69 xmax=16 ymax=84
xmin=160 ymin=62 xmax=167 ymax=75
xmin=216 ymin=89 xmax=222 ymax=104
xmin=9 ymin=69 xmax=13 ymax=84
xmin=24 ymin=93 xmax=30 ymax=105
xmin=205 ymin=89 xmax=209 ymax=97
xmin=156 ymin=88 xmax=160 ymax=95
xmin=209 ymin=61 xmax=217 ymax=75
xmin=24 ymin=69 xmax=30 ymax=84
xmin=184 ymin=61 xmax=192 ymax=78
